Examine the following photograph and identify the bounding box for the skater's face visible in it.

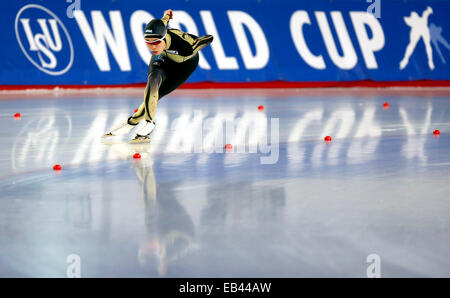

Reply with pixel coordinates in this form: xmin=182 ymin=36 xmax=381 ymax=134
xmin=145 ymin=38 xmax=166 ymax=55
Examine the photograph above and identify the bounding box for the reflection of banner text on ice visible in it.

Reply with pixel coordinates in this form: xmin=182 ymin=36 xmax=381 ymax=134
xmin=11 ymin=103 xmax=438 ymax=170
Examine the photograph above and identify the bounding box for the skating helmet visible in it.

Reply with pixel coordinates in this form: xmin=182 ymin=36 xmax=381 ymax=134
xmin=144 ymin=19 xmax=167 ymax=39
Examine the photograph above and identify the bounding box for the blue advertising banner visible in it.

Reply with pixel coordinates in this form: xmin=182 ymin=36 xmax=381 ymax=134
xmin=0 ymin=0 xmax=449 ymax=85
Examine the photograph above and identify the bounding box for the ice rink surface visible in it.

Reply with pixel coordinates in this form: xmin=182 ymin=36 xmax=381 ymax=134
xmin=0 ymin=88 xmax=449 ymax=277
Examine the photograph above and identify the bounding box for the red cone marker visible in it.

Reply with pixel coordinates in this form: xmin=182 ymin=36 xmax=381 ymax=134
xmin=133 ymin=153 xmax=141 ymax=159
xmin=14 ymin=113 xmax=21 ymax=119
xmin=53 ymin=164 xmax=62 ymax=171
xmin=258 ymin=105 xmax=264 ymax=111
xmin=383 ymin=102 xmax=389 ymax=109
xmin=324 ymin=136 xmax=332 ymax=142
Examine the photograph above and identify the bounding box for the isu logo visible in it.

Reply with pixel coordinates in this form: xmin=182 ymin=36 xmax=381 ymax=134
xmin=15 ymin=4 xmax=74 ymax=75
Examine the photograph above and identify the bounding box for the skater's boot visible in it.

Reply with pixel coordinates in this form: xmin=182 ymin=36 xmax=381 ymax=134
xmin=130 ymin=120 xmax=155 ymax=144
xmin=103 ymin=117 xmax=136 ymax=138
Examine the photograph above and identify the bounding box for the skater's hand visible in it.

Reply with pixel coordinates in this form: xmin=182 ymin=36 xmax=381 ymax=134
xmin=426 ymin=6 xmax=433 ymax=14
xmin=164 ymin=9 xmax=173 ymax=19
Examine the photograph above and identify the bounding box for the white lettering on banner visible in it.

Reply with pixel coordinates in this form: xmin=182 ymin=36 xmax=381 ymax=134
xmin=13 ymin=6 xmax=393 ymax=74
xmin=19 ymin=18 xmax=63 ymax=69
xmin=15 ymin=4 xmax=74 ymax=75
xmin=21 ymin=18 xmax=62 ymax=57
xmin=130 ymin=10 xmax=154 ymax=65
xmin=74 ymin=10 xmax=131 ymax=71
xmin=20 ymin=19 xmax=39 ymax=51
xmin=290 ymin=11 xmax=386 ymax=70
xmin=350 ymin=12 xmax=385 ymax=69
xmin=37 ymin=19 xmax=63 ymax=51
xmin=227 ymin=11 xmax=269 ymax=69
xmin=290 ymin=11 xmax=326 ymax=69
xmin=33 ymin=19 xmax=61 ymax=68
xmin=315 ymin=11 xmax=357 ymax=70
xmin=35 ymin=34 xmax=57 ymax=69
xmin=170 ymin=11 xmax=211 ymax=70
xmin=14 ymin=7 xmax=390 ymax=74
xmin=200 ymin=10 xmax=239 ymax=70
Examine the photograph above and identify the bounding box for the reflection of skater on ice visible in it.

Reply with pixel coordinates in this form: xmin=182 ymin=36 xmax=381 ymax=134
xmin=429 ymin=23 xmax=450 ymax=64
xmin=106 ymin=143 xmax=196 ymax=276
xmin=399 ymin=6 xmax=434 ymax=70
xmin=133 ymin=158 xmax=195 ymax=276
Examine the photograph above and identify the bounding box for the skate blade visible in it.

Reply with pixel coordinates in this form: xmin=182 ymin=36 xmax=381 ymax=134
xmin=102 ymin=133 xmax=113 ymax=138
xmin=129 ymin=138 xmax=151 ymax=144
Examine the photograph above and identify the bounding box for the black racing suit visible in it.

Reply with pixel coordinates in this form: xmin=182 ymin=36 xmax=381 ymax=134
xmin=129 ymin=13 xmax=213 ymax=124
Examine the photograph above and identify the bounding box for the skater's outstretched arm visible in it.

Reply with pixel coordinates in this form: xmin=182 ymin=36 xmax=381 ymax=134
xmin=164 ymin=29 xmax=214 ymax=62
xmin=192 ymin=34 xmax=214 ymax=56
xmin=422 ymin=6 xmax=433 ymax=20
xmin=161 ymin=9 xmax=173 ymax=27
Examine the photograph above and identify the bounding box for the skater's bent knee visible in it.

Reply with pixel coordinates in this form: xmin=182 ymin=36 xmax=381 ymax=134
xmin=148 ymin=69 xmax=165 ymax=86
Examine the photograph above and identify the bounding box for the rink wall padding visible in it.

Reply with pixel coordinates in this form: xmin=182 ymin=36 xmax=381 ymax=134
xmin=1 ymin=80 xmax=450 ymax=91
xmin=1 ymin=0 xmax=449 ymax=87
